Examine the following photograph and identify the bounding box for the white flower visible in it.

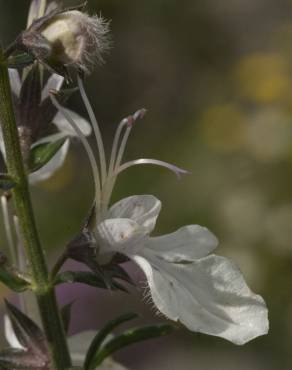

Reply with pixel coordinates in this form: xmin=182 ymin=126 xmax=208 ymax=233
xmin=51 ymin=77 xmax=269 ymax=345
xmin=0 ymin=69 xmax=91 ymax=184
xmin=95 ymin=194 xmax=269 ymax=345
xmin=4 ymin=316 xmax=129 ymax=370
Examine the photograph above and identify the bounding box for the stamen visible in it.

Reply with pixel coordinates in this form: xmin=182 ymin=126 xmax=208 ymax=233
xmin=114 ymin=109 xmax=147 ymax=171
xmin=108 ymin=117 xmax=129 ymax=180
xmin=77 ymin=75 xmax=107 ymax=184
xmin=1 ymin=196 xmax=17 ymax=265
xmin=103 ymin=109 xmax=147 ymax=209
xmin=115 ymin=159 xmax=190 ymax=179
xmin=50 ymin=92 xmax=102 ymax=208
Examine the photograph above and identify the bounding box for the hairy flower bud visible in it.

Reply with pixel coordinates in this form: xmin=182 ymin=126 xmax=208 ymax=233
xmin=21 ymin=9 xmax=110 ymax=74
xmin=39 ymin=11 xmax=110 ymax=71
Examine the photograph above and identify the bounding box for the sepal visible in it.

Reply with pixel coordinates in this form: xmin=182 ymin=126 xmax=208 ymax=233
xmin=0 ymin=348 xmax=47 ymax=369
xmin=5 ymin=301 xmax=48 ymax=356
xmin=0 ymin=253 xmax=30 ymax=292
xmin=7 ymin=54 xmax=34 ymax=68
xmin=54 ymin=271 xmax=129 ymax=293
xmin=66 ymin=230 xmax=133 ymax=291
xmin=2 ymin=302 xmax=48 ymax=369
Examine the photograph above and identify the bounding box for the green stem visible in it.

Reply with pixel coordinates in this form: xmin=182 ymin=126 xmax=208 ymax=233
xmin=0 ymin=49 xmax=71 ymax=370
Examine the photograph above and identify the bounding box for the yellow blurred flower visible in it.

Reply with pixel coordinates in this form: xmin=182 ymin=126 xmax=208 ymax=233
xmin=234 ymin=52 xmax=290 ymax=103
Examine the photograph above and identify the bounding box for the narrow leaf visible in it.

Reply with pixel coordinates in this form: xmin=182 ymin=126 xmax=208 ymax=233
xmin=61 ymin=302 xmax=74 ymax=335
xmin=87 ymin=324 xmax=174 ymax=370
xmin=28 ymin=138 xmax=66 ymax=172
xmin=84 ymin=313 xmax=138 ymax=370
xmin=0 ymin=173 xmax=16 ymax=190
xmin=5 ymin=301 xmax=47 ymax=357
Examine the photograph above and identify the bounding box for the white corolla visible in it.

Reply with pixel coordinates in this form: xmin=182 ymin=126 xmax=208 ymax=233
xmin=95 ymin=194 xmax=268 ymax=345
xmin=50 ymin=76 xmax=269 ymax=345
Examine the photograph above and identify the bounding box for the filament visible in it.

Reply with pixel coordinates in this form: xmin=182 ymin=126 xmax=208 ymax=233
xmin=50 ymin=93 xmax=102 ymax=208
xmin=108 ymin=118 xmax=129 ymax=179
xmin=77 ymin=75 xmax=107 ymax=184
xmin=116 ymin=159 xmax=190 ymax=179
xmin=103 ymin=109 xmax=147 ymax=209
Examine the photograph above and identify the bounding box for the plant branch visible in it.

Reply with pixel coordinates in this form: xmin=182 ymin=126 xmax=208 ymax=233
xmin=0 ymin=49 xmax=71 ymax=370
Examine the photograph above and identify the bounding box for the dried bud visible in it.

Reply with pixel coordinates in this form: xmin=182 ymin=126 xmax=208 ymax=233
xmin=22 ymin=9 xmax=110 ymax=74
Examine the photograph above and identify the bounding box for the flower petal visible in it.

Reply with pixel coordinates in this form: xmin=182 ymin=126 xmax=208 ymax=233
xmin=69 ymin=331 xmax=129 ymax=369
xmin=108 ymin=195 xmax=161 ymax=233
xmin=53 ymin=108 xmax=92 ymax=137
xmin=29 ymin=139 xmax=70 ymax=184
xmin=133 ymin=252 xmax=269 ymax=345
xmin=145 ymin=225 xmax=218 ymax=261
xmin=4 ymin=315 xmax=24 ymax=349
xmin=41 ymin=74 xmax=64 ymax=101
xmin=8 ymin=69 xmax=21 ymax=97
xmin=97 ymin=218 xmax=147 ymax=257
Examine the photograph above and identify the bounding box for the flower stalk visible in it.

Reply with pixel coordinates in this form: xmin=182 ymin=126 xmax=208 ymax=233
xmin=0 ymin=48 xmax=71 ymax=370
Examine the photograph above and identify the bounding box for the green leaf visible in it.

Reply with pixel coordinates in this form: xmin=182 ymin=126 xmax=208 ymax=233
xmin=28 ymin=138 xmax=66 ymax=172
xmin=7 ymin=53 xmax=34 ymax=68
xmin=61 ymin=302 xmax=74 ymax=334
xmin=84 ymin=312 xmax=138 ymax=370
xmin=0 ymin=173 xmax=16 ymax=190
xmin=87 ymin=324 xmax=174 ymax=370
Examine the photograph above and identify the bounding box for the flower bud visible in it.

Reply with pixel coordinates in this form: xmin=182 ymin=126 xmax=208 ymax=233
xmin=21 ymin=10 xmax=110 ymax=74
xmin=40 ymin=10 xmax=110 ymax=72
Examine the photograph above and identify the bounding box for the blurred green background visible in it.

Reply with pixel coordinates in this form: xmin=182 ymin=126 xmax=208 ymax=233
xmin=1 ymin=0 xmax=292 ymax=369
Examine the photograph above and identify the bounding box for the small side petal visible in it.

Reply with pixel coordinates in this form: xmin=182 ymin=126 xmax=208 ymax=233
xmin=53 ymin=109 xmax=92 ymax=137
xmin=29 ymin=139 xmax=70 ymax=184
xmin=8 ymin=69 xmax=21 ymax=97
xmin=134 ymin=252 xmax=269 ymax=345
xmin=41 ymin=74 xmax=64 ymax=101
xmin=0 ymin=127 xmax=6 ymax=159
xmin=97 ymin=218 xmax=147 ymax=256
xmin=109 ymin=195 xmax=161 ymax=233
xmin=4 ymin=315 xmax=24 ymax=349
xmin=146 ymin=225 xmax=218 ymax=261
